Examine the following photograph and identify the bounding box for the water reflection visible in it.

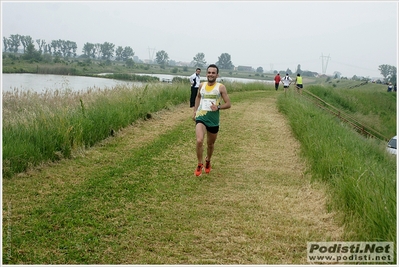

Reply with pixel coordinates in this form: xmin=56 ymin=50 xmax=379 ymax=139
xmin=2 ymin=73 xmax=143 ymax=93
xmin=2 ymin=73 xmax=272 ymax=93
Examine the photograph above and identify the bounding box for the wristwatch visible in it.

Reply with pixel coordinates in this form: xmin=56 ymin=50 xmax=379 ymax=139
xmin=217 ymin=105 xmax=221 ymax=110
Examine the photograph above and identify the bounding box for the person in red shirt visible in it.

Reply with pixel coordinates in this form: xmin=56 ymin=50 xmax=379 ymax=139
xmin=274 ymin=73 xmax=281 ymax=91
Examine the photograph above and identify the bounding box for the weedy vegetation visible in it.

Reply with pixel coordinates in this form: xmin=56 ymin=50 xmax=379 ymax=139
xmin=277 ymin=87 xmax=396 ymax=243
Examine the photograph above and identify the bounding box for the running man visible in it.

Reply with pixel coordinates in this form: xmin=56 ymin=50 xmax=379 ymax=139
xmin=192 ymin=64 xmax=231 ymax=176
xmin=294 ymin=73 xmax=303 ymax=94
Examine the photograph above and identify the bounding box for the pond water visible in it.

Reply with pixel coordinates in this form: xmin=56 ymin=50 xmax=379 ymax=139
xmin=1 ymin=73 xmax=143 ymax=93
xmin=2 ymin=73 xmax=273 ymax=94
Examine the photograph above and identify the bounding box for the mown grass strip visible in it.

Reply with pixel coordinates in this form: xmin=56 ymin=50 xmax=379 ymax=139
xmin=3 ymin=116 xmax=198 ymax=264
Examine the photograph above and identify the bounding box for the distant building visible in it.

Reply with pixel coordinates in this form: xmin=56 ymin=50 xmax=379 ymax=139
xmin=236 ymin=65 xmax=254 ymax=72
xmin=176 ymin=61 xmax=190 ymax=67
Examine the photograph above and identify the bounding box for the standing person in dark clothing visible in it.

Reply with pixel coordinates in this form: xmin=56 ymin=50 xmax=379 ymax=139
xmin=189 ymin=68 xmax=201 ymax=108
xmin=274 ymin=73 xmax=281 ymax=91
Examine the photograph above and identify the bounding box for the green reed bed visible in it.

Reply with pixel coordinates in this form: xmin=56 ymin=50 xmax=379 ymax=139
xmin=277 ymin=92 xmax=396 ymax=242
xmin=2 ymin=81 xmax=268 ymax=178
xmin=2 ymin=83 xmax=185 ymax=178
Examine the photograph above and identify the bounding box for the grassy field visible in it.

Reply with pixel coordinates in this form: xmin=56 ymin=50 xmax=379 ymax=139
xmin=2 ymin=77 xmax=397 ymax=263
xmin=3 ymin=87 xmax=346 ymax=264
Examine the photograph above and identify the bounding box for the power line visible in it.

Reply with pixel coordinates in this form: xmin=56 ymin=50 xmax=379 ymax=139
xmin=320 ymin=53 xmax=331 ymax=74
xmin=148 ymin=47 xmax=156 ymax=61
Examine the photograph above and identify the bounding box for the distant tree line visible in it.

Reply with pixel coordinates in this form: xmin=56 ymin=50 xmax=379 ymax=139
xmin=3 ymin=34 xmax=78 ymax=58
xmin=2 ymin=34 xmax=236 ymax=70
xmin=3 ymin=34 xmax=396 ymax=83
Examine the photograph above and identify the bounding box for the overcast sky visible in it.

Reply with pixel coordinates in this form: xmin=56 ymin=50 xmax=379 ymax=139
xmin=2 ymin=1 xmax=398 ymax=78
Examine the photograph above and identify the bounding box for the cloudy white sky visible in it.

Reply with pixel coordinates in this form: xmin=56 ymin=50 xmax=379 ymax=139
xmin=1 ymin=1 xmax=398 ymax=78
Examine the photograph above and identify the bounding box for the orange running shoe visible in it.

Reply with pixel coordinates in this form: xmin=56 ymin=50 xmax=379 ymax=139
xmin=194 ymin=163 xmax=203 ymax=176
xmin=205 ymin=158 xmax=211 ymax=174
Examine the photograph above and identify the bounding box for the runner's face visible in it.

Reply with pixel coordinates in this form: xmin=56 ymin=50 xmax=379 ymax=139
xmin=207 ymin=67 xmax=218 ymax=83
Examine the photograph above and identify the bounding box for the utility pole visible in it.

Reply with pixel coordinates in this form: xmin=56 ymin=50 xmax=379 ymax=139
xmin=270 ymin=63 xmax=274 ymax=73
xmin=148 ymin=47 xmax=156 ymax=63
xmin=320 ymin=53 xmax=331 ymax=74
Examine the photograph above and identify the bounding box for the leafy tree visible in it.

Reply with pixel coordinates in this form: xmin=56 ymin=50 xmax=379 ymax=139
xmin=36 ymin=39 xmax=46 ymax=53
xmin=9 ymin=34 xmax=21 ymax=53
xmin=256 ymin=67 xmax=263 ymax=73
xmin=100 ymin=42 xmax=115 ymax=60
xmin=333 ymin=71 xmax=341 ymax=79
xmin=82 ymin=42 xmax=95 ymax=58
xmin=50 ymin=40 xmax=61 ymax=57
xmin=20 ymin=35 xmax=34 ymax=53
xmin=296 ymin=64 xmax=302 ymax=74
xmin=122 ymin=46 xmax=134 ymax=61
xmin=216 ymin=53 xmax=234 ymax=69
xmin=193 ymin=52 xmax=206 ymax=68
xmin=59 ymin=40 xmax=77 ymax=58
xmin=126 ymin=58 xmax=134 ymax=68
xmin=285 ymin=68 xmax=292 ymax=75
xmin=45 ymin=44 xmax=51 ymax=55
xmin=115 ymin=46 xmax=124 ymax=61
xmin=156 ymin=50 xmax=169 ymax=66
xmin=94 ymin=43 xmax=102 ymax=59
xmin=3 ymin=37 xmax=9 ymax=52
xmin=379 ymin=64 xmax=397 ymax=83
xmin=22 ymin=42 xmax=42 ymax=61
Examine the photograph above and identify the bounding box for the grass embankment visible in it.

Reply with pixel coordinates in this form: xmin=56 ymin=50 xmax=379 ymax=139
xmin=306 ymin=84 xmax=396 ymax=139
xmin=2 ymin=81 xmax=396 ymax=263
xmin=277 ymin=89 xmax=396 ymax=243
xmin=3 ymin=86 xmax=344 ymax=264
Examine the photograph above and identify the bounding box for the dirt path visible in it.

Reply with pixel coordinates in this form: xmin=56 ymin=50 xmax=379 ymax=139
xmin=3 ymin=92 xmax=343 ymax=264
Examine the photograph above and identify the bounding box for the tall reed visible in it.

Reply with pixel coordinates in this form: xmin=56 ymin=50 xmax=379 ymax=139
xmin=2 ymin=83 xmax=183 ymax=177
xmin=2 ymin=81 xmax=269 ymax=178
xmin=277 ymin=92 xmax=396 ymax=242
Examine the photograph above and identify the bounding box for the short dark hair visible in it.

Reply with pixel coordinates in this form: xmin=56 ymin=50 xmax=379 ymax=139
xmin=207 ymin=64 xmax=219 ymax=74
xmin=196 ymin=68 xmax=201 ymax=71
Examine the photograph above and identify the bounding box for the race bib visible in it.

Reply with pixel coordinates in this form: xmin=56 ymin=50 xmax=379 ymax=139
xmin=202 ymin=98 xmax=214 ymax=111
